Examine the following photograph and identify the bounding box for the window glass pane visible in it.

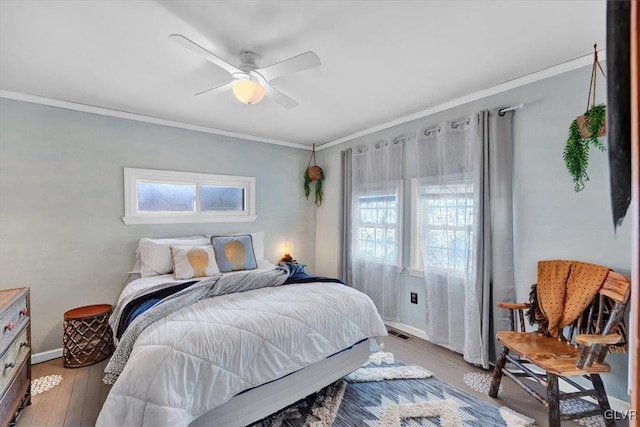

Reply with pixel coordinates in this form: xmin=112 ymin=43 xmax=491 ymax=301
xmin=419 ymin=181 xmax=475 ymax=273
xmin=355 ymin=193 xmax=399 ymax=263
xmin=137 ymin=182 xmax=195 ymax=212
xmin=199 ymin=186 xmax=245 ymax=211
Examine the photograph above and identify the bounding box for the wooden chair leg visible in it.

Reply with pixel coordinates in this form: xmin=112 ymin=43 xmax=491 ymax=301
xmin=547 ymin=373 xmax=561 ymax=427
xmin=489 ymin=346 xmax=509 ymax=398
xmin=591 ymin=374 xmax=616 ymax=427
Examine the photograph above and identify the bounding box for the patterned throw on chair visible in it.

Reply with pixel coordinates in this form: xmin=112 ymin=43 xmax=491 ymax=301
xmin=534 ymin=260 xmax=609 ymax=338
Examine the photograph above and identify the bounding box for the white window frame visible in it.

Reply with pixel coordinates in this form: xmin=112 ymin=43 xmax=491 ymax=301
xmin=353 ymin=180 xmax=403 ymax=269
xmin=122 ymin=167 xmax=256 ymax=225
xmin=409 ymin=178 xmax=424 ymax=277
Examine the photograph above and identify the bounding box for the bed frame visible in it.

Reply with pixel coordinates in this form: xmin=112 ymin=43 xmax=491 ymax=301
xmin=189 ymin=340 xmax=370 ymax=427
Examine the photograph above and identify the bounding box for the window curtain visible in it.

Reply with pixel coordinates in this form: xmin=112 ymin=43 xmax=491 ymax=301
xmin=344 ymin=139 xmax=403 ymax=321
xmin=415 ymin=110 xmax=515 ymax=368
xmin=340 ymin=148 xmax=353 ymax=284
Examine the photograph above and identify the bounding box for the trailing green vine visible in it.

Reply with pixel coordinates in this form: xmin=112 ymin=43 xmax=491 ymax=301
xmin=314 ymin=171 xmax=324 ymax=207
xmin=563 ymin=103 xmax=606 ymax=192
xmin=304 ymin=169 xmax=312 ymax=199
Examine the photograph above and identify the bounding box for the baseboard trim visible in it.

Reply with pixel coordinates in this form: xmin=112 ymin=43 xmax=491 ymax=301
xmin=383 ymin=321 xmax=630 ymax=412
xmin=32 ymin=348 xmax=63 ymax=365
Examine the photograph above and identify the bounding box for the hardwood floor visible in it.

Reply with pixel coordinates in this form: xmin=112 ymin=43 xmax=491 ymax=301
xmin=16 ymin=358 xmax=111 ymax=427
xmin=15 ymin=333 xmax=625 ymax=426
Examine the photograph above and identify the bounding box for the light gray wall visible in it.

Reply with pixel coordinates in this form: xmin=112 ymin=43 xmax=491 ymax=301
xmin=0 ymin=98 xmax=316 ymax=354
xmin=315 ymin=65 xmax=631 ymax=400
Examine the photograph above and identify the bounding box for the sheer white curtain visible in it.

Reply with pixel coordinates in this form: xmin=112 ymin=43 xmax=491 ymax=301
xmin=415 ymin=111 xmax=515 ymax=369
xmin=349 ymin=139 xmax=403 ymax=321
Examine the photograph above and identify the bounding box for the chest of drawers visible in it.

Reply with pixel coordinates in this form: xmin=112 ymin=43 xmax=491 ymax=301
xmin=0 ymin=288 xmax=31 ymax=427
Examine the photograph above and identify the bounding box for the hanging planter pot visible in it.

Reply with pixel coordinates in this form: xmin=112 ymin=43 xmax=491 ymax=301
xmin=307 ymin=165 xmax=323 ymax=181
xmin=563 ymin=44 xmax=607 ymax=192
xmin=304 ymin=144 xmax=324 ymax=207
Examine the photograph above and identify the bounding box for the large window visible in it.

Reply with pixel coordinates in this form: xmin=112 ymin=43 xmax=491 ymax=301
xmin=410 ymin=178 xmax=474 ymax=275
xmin=354 ymin=186 xmax=402 ymax=265
xmin=123 ymin=168 xmax=256 ymax=224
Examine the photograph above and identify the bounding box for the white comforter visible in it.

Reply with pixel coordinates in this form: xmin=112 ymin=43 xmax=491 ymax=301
xmin=97 ymin=280 xmax=387 ymax=426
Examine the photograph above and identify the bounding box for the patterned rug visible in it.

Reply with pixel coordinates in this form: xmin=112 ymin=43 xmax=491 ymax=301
xmin=250 ymin=352 xmax=536 ymax=427
xmin=31 ymin=374 xmax=63 ymax=395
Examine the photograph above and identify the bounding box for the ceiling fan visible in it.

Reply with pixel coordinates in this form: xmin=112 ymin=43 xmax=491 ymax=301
xmin=169 ymin=34 xmax=321 ymax=108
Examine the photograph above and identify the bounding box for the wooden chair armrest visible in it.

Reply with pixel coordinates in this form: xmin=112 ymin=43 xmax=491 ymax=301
xmin=497 ymin=302 xmax=530 ymax=310
xmin=575 ymin=334 xmax=622 ymax=347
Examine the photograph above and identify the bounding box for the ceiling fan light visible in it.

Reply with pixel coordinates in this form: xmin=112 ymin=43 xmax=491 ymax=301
xmin=232 ymin=80 xmax=266 ymax=105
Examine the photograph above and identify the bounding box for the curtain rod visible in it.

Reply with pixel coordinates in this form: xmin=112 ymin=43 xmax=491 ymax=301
xmin=444 ymin=103 xmax=525 ymax=130
xmin=498 ymin=103 xmax=525 ymax=116
xmin=345 ymin=103 xmax=527 ymax=145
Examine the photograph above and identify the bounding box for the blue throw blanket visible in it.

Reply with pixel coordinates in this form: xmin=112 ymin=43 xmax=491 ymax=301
xmin=116 ymin=280 xmax=198 ymax=339
xmin=278 ymin=262 xmax=345 ymax=285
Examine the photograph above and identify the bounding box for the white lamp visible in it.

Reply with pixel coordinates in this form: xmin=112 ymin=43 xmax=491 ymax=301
xmin=232 ymin=80 xmax=266 ymax=105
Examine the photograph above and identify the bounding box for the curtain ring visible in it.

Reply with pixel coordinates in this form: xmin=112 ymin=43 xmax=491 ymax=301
xmin=374 ymin=140 xmax=387 ymax=149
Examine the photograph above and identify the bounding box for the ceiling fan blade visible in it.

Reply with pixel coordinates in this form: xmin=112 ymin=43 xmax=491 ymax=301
xmin=195 ymin=80 xmax=234 ymax=97
xmin=255 ymin=51 xmax=320 ymax=82
xmin=264 ymin=84 xmax=298 ymax=109
xmin=169 ymin=34 xmax=241 ymax=76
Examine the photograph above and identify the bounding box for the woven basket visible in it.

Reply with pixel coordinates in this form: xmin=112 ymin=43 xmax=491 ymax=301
xmin=577 ymin=114 xmax=606 ymax=139
xmin=307 ymin=165 xmax=323 ymax=181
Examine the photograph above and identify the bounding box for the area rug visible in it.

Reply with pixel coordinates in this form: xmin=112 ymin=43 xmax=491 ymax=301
xmin=250 ymin=353 xmax=536 ymax=427
xmin=31 ymin=374 xmax=63 ymax=395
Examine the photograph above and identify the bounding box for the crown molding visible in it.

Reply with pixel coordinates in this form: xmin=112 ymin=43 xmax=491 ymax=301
xmin=0 ymin=90 xmax=312 ymax=150
xmin=317 ymin=50 xmax=606 ymax=151
xmin=1 ymin=50 xmax=605 ymax=153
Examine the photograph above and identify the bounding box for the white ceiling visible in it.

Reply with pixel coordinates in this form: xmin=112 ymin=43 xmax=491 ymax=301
xmin=0 ymin=1 xmax=606 ymax=146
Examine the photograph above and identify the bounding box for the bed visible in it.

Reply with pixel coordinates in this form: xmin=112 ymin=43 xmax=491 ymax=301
xmin=96 ymin=255 xmax=387 ymax=427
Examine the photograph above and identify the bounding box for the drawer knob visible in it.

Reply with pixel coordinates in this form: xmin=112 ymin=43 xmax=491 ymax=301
xmin=4 ymin=361 xmax=15 ymax=369
xmin=4 ymin=322 xmax=13 ymax=332
xmin=20 ymin=308 xmax=28 ymax=316
xmin=19 ymin=341 xmax=28 ymax=348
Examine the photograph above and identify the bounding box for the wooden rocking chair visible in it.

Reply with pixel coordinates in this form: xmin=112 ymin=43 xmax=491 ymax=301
xmin=488 ymin=261 xmax=630 ymax=427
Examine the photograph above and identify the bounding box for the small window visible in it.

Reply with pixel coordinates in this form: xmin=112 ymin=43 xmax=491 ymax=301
xmin=198 ymin=186 xmax=245 ymax=212
xmin=123 ymin=168 xmax=256 ymax=225
xmin=138 ymin=182 xmax=195 ymax=212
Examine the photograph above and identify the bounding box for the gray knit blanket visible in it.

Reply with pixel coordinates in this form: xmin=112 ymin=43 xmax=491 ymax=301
xmin=105 ymin=269 xmax=288 ymax=378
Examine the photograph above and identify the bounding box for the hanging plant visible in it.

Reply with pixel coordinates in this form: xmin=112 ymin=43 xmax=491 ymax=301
xmin=304 ymin=144 xmax=324 ymax=207
xmin=563 ymin=44 xmax=607 ymax=192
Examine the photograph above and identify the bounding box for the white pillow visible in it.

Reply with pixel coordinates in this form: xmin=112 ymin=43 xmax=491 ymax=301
xmin=206 ymin=232 xmax=264 ymax=263
xmin=139 ymin=236 xmax=210 ymax=277
xmin=170 ymin=245 xmax=219 ymax=279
